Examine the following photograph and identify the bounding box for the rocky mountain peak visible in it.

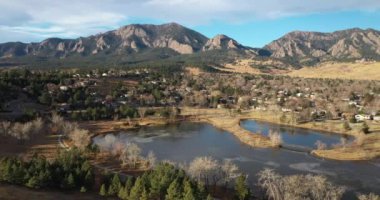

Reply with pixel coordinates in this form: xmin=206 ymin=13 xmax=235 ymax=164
xmin=203 ymin=34 xmax=245 ymax=51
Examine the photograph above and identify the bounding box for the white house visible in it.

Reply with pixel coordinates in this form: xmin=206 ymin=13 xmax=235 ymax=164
xmin=374 ymin=116 xmax=380 ymax=121
xmin=59 ymin=86 xmax=68 ymax=91
xmin=281 ymin=108 xmax=292 ymax=112
xmin=355 ymin=114 xmax=371 ymax=121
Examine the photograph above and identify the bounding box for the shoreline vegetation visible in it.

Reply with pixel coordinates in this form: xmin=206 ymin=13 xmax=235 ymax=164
xmin=80 ymin=107 xmax=380 ymax=161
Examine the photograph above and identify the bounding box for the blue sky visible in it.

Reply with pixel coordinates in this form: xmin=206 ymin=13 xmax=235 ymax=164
xmin=1 ymin=0 xmax=380 ymax=47
xmin=193 ymin=11 xmax=380 ymax=47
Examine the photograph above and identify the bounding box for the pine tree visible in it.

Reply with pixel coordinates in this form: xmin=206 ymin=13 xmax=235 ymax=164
xmin=129 ymin=177 xmax=144 ymax=199
xmin=99 ymin=184 xmax=107 ymax=196
xmin=118 ymin=186 xmax=128 ymax=200
xmin=66 ymin=173 xmax=76 ymax=189
xmin=80 ymin=186 xmax=87 ymax=193
xmin=141 ymin=187 xmax=149 ymax=200
xmin=25 ymin=176 xmax=40 ymax=189
xmin=165 ymin=179 xmax=182 ymax=200
xmin=362 ymin=122 xmax=370 ymax=134
xmin=108 ymin=174 xmax=121 ymax=196
xmin=84 ymin=170 xmax=94 ymax=188
xmin=196 ymin=182 xmax=207 ymax=200
xmin=235 ymin=175 xmax=250 ymax=200
xmin=183 ymin=180 xmax=196 ymax=200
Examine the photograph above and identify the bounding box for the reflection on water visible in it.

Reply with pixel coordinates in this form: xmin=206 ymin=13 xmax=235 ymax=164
xmin=241 ymin=120 xmax=352 ymax=148
xmin=93 ymin=121 xmax=380 ymax=194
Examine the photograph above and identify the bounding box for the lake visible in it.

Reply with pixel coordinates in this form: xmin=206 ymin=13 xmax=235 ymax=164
xmin=93 ymin=121 xmax=380 ymax=195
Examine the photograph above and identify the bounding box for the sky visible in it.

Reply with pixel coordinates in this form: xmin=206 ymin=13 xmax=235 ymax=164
xmin=0 ymin=0 xmax=380 ymax=47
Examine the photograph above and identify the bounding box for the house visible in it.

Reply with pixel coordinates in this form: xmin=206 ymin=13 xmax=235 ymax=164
xmin=59 ymin=86 xmax=68 ymax=91
xmin=355 ymin=114 xmax=371 ymax=121
xmin=281 ymin=108 xmax=292 ymax=112
xmin=373 ymin=116 xmax=380 ymax=121
xmin=217 ymin=104 xmax=225 ymax=109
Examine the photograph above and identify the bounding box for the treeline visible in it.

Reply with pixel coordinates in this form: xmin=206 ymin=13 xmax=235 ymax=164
xmin=99 ymin=163 xmax=214 ymax=200
xmin=0 ymin=149 xmax=94 ymax=191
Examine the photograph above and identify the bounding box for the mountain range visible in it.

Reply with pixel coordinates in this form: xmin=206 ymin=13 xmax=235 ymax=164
xmin=1 ymin=23 xmax=380 ymax=68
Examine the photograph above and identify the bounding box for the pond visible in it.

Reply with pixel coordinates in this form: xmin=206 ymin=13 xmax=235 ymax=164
xmin=241 ymin=119 xmax=352 ymax=149
xmin=93 ymin=121 xmax=380 ymax=195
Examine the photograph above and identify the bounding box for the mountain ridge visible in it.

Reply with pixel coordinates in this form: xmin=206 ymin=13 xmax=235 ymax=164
xmin=1 ymin=23 xmax=380 ymax=68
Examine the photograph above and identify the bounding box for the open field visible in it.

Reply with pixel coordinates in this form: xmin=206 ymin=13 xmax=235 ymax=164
xmin=215 ymin=59 xmax=263 ymax=74
xmin=79 ymin=117 xmax=173 ymax=137
xmin=288 ymin=62 xmax=380 ymax=80
xmin=0 ymin=134 xmax=60 ymax=160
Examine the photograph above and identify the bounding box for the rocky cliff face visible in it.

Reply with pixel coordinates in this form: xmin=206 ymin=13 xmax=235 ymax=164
xmin=203 ymin=34 xmax=245 ymax=51
xmin=0 ymin=23 xmax=210 ymax=58
xmin=0 ymin=23 xmax=264 ymax=60
xmin=265 ymin=28 xmax=380 ymax=62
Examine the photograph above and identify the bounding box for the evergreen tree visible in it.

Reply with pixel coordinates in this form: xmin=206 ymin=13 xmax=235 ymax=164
xmin=165 ymin=179 xmax=182 ymax=200
xmin=84 ymin=170 xmax=94 ymax=188
xmin=141 ymin=188 xmax=149 ymax=200
xmin=183 ymin=180 xmax=196 ymax=200
xmin=80 ymin=186 xmax=87 ymax=193
xmin=108 ymin=174 xmax=121 ymax=196
xmin=362 ymin=122 xmax=370 ymax=134
xmin=66 ymin=173 xmax=76 ymax=189
xmin=235 ymin=175 xmax=250 ymax=200
xmin=129 ymin=177 xmax=144 ymax=199
xmin=25 ymin=176 xmax=40 ymax=189
xmin=99 ymin=184 xmax=107 ymax=196
xmin=196 ymin=182 xmax=207 ymax=200
xmin=118 ymin=186 xmax=129 ymax=200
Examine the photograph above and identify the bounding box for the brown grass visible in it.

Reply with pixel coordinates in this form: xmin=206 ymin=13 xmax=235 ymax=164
xmin=312 ymin=133 xmax=380 ymax=160
xmin=78 ymin=117 xmax=170 ymax=137
xmin=0 ymin=134 xmax=61 ymax=160
xmin=288 ymin=62 xmax=380 ymax=80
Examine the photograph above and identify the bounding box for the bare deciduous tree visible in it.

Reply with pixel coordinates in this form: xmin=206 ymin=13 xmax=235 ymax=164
xmin=315 ymin=140 xmax=327 ymax=150
xmin=146 ymin=151 xmax=156 ymax=168
xmin=51 ymin=112 xmax=64 ymax=132
xmin=119 ymin=142 xmax=142 ymax=168
xmin=269 ymin=130 xmax=282 ymax=147
xmin=69 ymin=128 xmax=90 ymax=150
xmin=187 ymin=156 xmax=240 ymax=186
xmin=221 ymin=160 xmax=239 ymax=186
xmin=0 ymin=121 xmax=11 ymax=137
xmin=31 ymin=117 xmax=44 ymax=136
xmin=357 ymin=193 xmax=380 ymax=200
xmin=258 ymin=168 xmax=345 ymax=200
xmin=137 ymin=107 xmax=147 ymax=119
xmin=11 ymin=122 xmax=33 ymax=143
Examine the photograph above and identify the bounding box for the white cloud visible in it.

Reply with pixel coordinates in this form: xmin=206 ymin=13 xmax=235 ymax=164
xmin=0 ymin=0 xmax=380 ymax=42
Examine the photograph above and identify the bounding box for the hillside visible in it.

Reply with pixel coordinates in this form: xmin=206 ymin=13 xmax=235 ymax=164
xmin=265 ymin=28 xmax=380 ymax=65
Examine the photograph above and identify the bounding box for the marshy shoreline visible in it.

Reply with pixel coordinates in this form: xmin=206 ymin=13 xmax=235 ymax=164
xmin=79 ymin=107 xmax=380 ymax=161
